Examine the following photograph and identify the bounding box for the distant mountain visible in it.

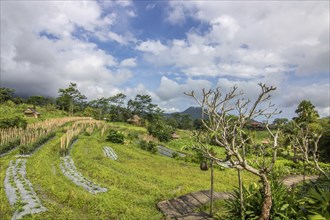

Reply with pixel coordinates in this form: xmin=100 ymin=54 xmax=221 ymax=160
xmin=164 ymin=106 xmax=203 ymax=120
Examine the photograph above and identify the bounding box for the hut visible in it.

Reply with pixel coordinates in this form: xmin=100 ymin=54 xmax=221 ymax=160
xmin=127 ymin=115 xmax=142 ymax=126
xmin=24 ymin=107 xmax=41 ymax=118
xmin=171 ymin=132 xmax=180 ymax=139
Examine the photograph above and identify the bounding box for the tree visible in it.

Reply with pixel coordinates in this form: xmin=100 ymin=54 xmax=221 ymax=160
xmin=289 ymin=121 xmax=328 ymax=179
xmin=186 ymin=83 xmax=281 ymax=220
xmin=294 ymin=100 xmax=319 ymax=123
xmin=147 ymin=119 xmax=174 ymax=142
xmin=27 ymin=96 xmax=53 ymax=108
xmin=89 ymin=93 xmax=127 ymax=121
xmin=273 ymin=118 xmax=289 ymax=126
xmin=0 ymin=87 xmax=15 ymax=103
xmin=318 ymin=118 xmax=330 ymax=162
xmin=127 ymin=94 xmax=162 ymax=122
xmin=56 ymin=83 xmax=87 ymax=115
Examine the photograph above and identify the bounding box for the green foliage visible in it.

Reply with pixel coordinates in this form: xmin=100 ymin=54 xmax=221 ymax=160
xmin=318 ymin=118 xmax=330 ymax=162
xmin=147 ymin=120 xmax=174 ymax=142
xmin=127 ymin=94 xmax=162 ymax=122
xmin=0 ymin=116 xmax=27 ymax=129
xmin=139 ymin=140 xmax=158 ymax=154
xmin=56 ymin=82 xmax=87 ymax=115
xmin=294 ymin=100 xmax=320 ymax=124
xmin=106 ymin=129 xmax=125 ymax=144
xmin=27 ymin=96 xmax=54 ymax=107
xmin=167 ymin=113 xmax=194 ymax=130
xmin=0 ymin=87 xmax=15 ymax=103
xmin=273 ymin=118 xmax=289 ymax=126
xmin=225 ymin=179 xmax=301 ymax=220
xmin=298 ymin=178 xmax=330 ymax=220
xmin=0 ymin=139 xmax=20 ymax=154
xmin=88 ymin=93 xmax=127 ymax=120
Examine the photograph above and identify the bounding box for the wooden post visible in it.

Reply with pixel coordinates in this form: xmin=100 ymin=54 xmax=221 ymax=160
xmin=238 ymin=168 xmax=245 ymax=220
xmin=210 ymin=159 xmax=214 ymax=216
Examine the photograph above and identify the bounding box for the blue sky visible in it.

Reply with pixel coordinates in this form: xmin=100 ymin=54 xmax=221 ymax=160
xmin=1 ymin=1 xmax=329 ymax=119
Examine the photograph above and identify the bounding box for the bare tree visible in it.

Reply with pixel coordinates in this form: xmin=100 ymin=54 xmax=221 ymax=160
xmin=290 ymin=122 xmax=329 ymax=179
xmin=185 ymin=83 xmax=281 ymax=220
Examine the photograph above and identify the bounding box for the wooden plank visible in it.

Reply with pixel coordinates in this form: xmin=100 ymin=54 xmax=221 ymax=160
xmin=200 ymin=190 xmax=211 ymax=199
xmin=190 ymin=191 xmax=211 ymax=205
xmin=157 ymin=200 xmax=182 ymax=218
xmin=179 ymin=194 xmax=202 ymax=209
xmin=213 ymin=191 xmax=233 ymax=200
xmin=169 ymin=198 xmax=192 ymax=215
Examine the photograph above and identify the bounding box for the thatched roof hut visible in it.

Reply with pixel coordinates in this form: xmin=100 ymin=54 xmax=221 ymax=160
xmin=24 ymin=107 xmax=41 ymax=118
xmin=127 ymin=114 xmax=141 ymax=126
xmin=171 ymin=132 xmax=180 ymax=139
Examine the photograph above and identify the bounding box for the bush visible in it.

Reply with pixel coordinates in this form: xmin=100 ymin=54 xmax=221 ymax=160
xmin=298 ymin=177 xmax=330 ymax=219
xmin=106 ymin=129 xmax=125 ymax=144
xmin=224 ymin=178 xmax=302 ymax=220
xmin=147 ymin=121 xmax=173 ymax=142
xmin=0 ymin=139 xmax=20 ymax=154
xmin=0 ymin=116 xmax=27 ymax=129
xmin=139 ymin=140 xmax=158 ymax=154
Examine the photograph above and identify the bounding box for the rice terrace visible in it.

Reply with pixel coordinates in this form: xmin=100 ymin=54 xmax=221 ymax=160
xmin=1 ymin=1 xmax=329 ymax=220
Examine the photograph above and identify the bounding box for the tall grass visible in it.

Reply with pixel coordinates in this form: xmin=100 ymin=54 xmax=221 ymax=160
xmin=0 ymin=117 xmax=92 ymax=154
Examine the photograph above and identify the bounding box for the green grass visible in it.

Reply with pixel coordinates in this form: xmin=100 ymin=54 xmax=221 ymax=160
xmin=0 ymin=102 xmax=67 ymax=122
xmin=0 ymin=123 xmax=256 ymax=219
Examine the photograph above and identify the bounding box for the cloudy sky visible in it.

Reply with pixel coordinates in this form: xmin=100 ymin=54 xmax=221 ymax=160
xmin=1 ymin=1 xmax=329 ymax=119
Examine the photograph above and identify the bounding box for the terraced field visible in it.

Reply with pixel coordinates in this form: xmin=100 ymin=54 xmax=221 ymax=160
xmin=0 ymin=121 xmax=255 ymax=219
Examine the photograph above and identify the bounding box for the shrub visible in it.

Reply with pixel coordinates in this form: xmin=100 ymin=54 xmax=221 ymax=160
xmin=0 ymin=116 xmax=27 ymax=129
xmin=106 ymin=129 xmax=125 ymax=144
xmin=0 ymin=139 xmax=20 ymax=154
xmin=139 ymin=140 xmax=158 ymax=154
xmin=224 ymin=178 xmax=302 ymax=220
xmin=298 ymin=177 xmax=330 ymax=219
xmin=147 ymin=121 xmax=173 ymax=142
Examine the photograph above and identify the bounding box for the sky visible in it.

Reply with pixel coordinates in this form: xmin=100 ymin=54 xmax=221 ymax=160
xmin=1 ymin=0 xmax=329 ymax=120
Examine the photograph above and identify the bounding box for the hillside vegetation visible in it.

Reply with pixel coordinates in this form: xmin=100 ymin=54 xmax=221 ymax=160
xmin=0 ymin=117 xmax=254 ymax=219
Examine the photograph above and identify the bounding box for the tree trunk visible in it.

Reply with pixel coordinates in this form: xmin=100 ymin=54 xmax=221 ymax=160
xmin=259 ymin=175 xmax=272 ymax=220
xmin=210 ymin=159 xmax=214 ymax=216
xmin=238 ymin=169 xmax=245 ymax=220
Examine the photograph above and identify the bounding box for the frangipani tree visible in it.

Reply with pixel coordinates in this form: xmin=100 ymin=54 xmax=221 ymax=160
xmin=186 ymin=83 xmax=281 ymax=220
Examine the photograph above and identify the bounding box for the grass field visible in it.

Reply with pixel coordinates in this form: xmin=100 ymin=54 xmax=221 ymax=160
xmin=0 ymin=122 xmax=255 ymax=219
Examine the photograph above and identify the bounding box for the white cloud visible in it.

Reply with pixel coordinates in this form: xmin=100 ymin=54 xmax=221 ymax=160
xmin=1 ymin=1 xmax=134 ymax=98
xmin=164 ymin=1 xmax=329 ymax=79
xmin=146 ymin=4 xmax=156 ymax=11
xmin=157 ymin=76 xmax=212 ymax=101
xmin=166 ymin=4 xmax=187 ymax=25
xmin=281 ymin=83 xmax=330 ymax=109
xmin=108 ymin=31 xmax=127 ymax=45
xmin=120 ymin=58 xmax=136 ymax=67
xmin=136 ymin=40 xmax=168 ymax=55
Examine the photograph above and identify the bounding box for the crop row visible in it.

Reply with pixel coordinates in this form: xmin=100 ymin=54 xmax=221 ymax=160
xmin=4 ymin=159 xmax=47 ymax=220
xmin=0 ymin=117 xmax=92 ymax=155
xmin=103 ymin=146 xmax=118 ymax=160
xmin=60 ymin=119 xmax=108 ymax=156
xmin=60 ymin=155 xmax=108 ymax=194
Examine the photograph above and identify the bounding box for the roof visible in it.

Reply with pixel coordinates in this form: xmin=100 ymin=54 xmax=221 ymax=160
xmin=24 ymin=108 xmax=40 ymax=114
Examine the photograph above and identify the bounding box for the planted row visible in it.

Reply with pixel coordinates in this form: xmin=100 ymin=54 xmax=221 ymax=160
xmin=103 ymin=146 xmax=118 ymax=160
xmin=4 ymin=159 xmax=47 ymax=219
xmin=0 ymin=117 xmax=92 ymax=155
xmin=60 ymin=119 xmax=108 ymax=156
xmin=60 ymin=156 xmax=108 ymax=194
